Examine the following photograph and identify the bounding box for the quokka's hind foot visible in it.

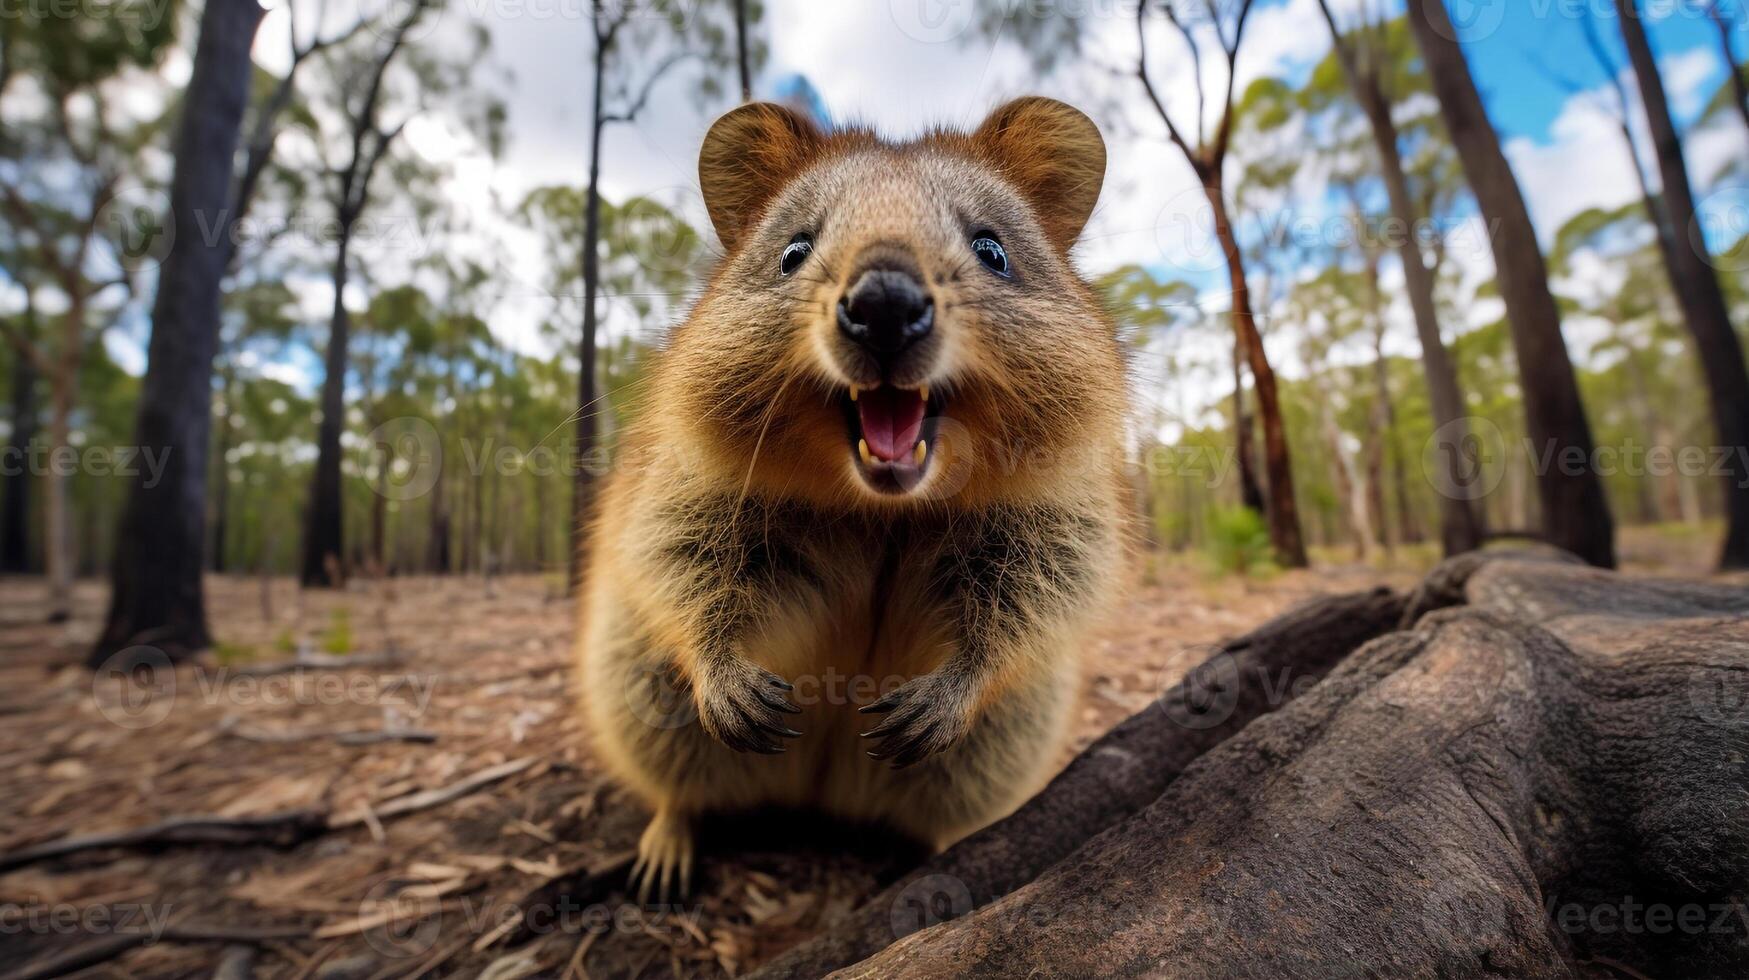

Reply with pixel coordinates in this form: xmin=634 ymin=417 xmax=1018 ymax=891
xmin=630 ymin=805 xmax=695 ymax=905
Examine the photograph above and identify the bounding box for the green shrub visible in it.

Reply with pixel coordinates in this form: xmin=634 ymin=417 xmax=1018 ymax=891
xmin=320 ymin=608 xmax=354 ymax=656
xmin=1204 ymin=505 xmax=1276 ymax=577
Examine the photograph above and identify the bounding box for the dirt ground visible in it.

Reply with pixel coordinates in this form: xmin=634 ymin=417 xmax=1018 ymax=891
xmin=0 ymin=528 xmax=1725 ymax=978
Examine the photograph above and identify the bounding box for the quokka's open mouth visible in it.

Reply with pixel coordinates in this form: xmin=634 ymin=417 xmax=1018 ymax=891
xmin=840 ymin=383 xmax=946 ymax=494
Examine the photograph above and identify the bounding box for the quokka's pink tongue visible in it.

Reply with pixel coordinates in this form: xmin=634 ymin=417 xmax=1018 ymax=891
xmin=857 ymin=387 xmax=926 ymax=462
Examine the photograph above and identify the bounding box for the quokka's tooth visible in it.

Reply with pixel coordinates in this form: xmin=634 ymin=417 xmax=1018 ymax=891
xmin=914 ymin=441 xmax=927 ymax=466
xmin=849 ymin=385 xmax=859 ymax=402
xmin=858 ymin=440 xmax=873 ymax=466
xmin=919 ymin=384 xmax=929 ymax=402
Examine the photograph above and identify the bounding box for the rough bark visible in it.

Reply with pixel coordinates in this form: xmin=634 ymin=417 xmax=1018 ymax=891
xmin=1616 ymin=0 xmax=1749 ymax=570
xmin=569 ymin=19 xmax=609 ymax=593
xmin=1405 ymin=0 xmax=1616 ymax=569
xmin=752 ymin=586 xmax=1409 ymax=978
xmin=786 ymin=553 xmax=1748 ymax=978
xmin=1206 ymin=182 xmax=1307 ymax=567
xmin=91 ymin=0 xmax=263 ymax=662
xmin=1319 ymin=0 xmax=1483 ymax=558
xmin=1 ymin=341 xmax=36 ymax=573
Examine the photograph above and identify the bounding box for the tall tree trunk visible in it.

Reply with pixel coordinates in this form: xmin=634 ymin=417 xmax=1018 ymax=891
xmin=1406 ymin=0 xmax=1616 ymax=568
xmin=1711 ymin=2 xmax=1749 ymax=137
xmin=1320 ymin=12 xmax=1484 ymax=557
xmin=210 ymin=377 xmax=235 ymax=574
xmin=1 ymin=341 xmax=37 ymax=573
xmin=569 ymin=35 xmax=609 ymax=592
xmin=44 ymin=363 xmax=73 ymax=622
xmin=1204 ymin=181 xmax=1307 ymax=567
xmin=93 ymin=0 xmax=262 ymax=660
xmin=733 ymin=0 xmax=751 ymax=102
xmin=1617 ymin=0 xmax=1749 ymax=569
xmin=1231 ymin=335 xmax=1265 ymax=514
xmin=301 ymin=230 xmax=355 ymax=586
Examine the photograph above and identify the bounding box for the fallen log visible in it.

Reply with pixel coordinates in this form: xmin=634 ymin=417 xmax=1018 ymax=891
xmin=755 ymin=585 xmax=1408 ymax=978
xmin=812 ymin=556 xmax=1749 ymax=978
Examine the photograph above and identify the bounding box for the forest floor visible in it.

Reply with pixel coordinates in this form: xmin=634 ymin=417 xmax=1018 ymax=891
xmin=0 ymin=525 xmax=1731 ymax=979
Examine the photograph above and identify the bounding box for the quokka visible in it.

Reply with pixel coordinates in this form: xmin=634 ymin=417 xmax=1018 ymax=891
xmin=577 ymin=97 xmax=1130 ymax=900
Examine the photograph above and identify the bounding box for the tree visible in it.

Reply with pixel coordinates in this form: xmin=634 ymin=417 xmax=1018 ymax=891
xmin=89 ymin=0 xmax=267 ymax=664
xmin=1314 ymin=5 xmax=1483 ymax=557
xmin=0 ymin=298 xmax=38 ymax=573
xmin=0 ymin=0 xmax=175 ymax=619
xmin=1130 ymin=0 xmax=1306 ymax=567
xmin=567 ymin=0 xmax=753 ymax=589
xmin=1405 ymin=0 xmax=1615 ymax=568
xmin=1613 ymin=0 xmax=1749 ymax=569
xmin=299 ymin=0 xmax=501 ymax=586
xmin=1707 ymin=1 xmax=1749 ymax=137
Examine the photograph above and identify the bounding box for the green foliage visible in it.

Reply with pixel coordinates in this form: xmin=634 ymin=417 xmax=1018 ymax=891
xmin=1204 ymin=506 xmax=1275 ymax=577
xmin=321 ymin=608 xmax=354 ymax=656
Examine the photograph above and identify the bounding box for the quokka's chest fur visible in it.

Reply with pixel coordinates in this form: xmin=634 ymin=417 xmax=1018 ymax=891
xmin=614 ymin=483 xmax=1118 ymax=685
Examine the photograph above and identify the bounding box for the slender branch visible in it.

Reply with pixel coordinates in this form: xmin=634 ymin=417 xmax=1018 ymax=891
xmin=1163 ymin=2 xmax=1208 ymax=147
xmin=1209 ymin=0 xmax=1255 ymax=162
xmin=1136 ymin=2 xmax=1200 ymax=166
xmin=601 ymin=50 xmax=694 ymax=125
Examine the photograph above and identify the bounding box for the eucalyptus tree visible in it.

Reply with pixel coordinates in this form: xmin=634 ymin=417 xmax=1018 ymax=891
xmin=1312 ymin=5 xmax=1482 ymax=556
xmin=0 ymin=0 xmax=175 ymax=621
xmin=1612 ymin=0 xmax=1749 ymax=569
xmin=1405 ymin=0 xmax=1615 ymax=568
xmin=567 ymin=0 xmax=760 ymax=588
xmin=297 ymin=0 xmax=504 ymax=586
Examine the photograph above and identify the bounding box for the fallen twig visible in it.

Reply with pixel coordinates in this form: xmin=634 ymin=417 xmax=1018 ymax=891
xmin=219 ymin=717 xmax=438 ymax=746
xmin=3 ymin=923 xmax=309 ymax=980
xmin=0 ymin=757 xmax=539 ymax=872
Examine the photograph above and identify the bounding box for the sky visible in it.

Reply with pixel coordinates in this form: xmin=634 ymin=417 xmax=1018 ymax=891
xmin=101 ymin=0 xmax=1749 ymax=423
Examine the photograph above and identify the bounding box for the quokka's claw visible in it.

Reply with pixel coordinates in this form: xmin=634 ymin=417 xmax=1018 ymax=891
xmin=858 ymin=673 xmax=974 ymax=768
xmin=631 ymin=807 xmax=694 ymax=905
xmin=699 ymin=661 xmax=804 ymax=753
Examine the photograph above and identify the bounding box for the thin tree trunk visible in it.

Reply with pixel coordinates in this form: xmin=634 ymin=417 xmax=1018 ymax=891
xmin=733 ymin=0 xmax=751 ymax=102
xmin=1204 ymin=181 xmax=1307 ymax=567
xmin=1617 ymin=0 xmax=1749 ymax=569
xmin=2 ymin=337 xmax=37 ymax=573
xmin=1231 ymin=335 xmax=1265 ymax=514
xmin=570 ymin=29 xmax=609 ymax=592
xmin=1407 ymin=0 xmax=1615 ymax=568
xmin=45 ymin=362 xmax=73 ymax=622
xmin=301 ymin=231 xmax=354 ymax=587
xmin=1711 ymin=2 xmax=1749 ymax=137
xmin=1319 ymin=6 xmax=1484 ymax=557
xmin=210 ymin=376 xmax=235 ymax=574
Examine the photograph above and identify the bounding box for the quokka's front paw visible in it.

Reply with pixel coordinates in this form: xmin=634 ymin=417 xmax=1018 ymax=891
xmin=859 ymin=671 xmax=977 ymax=768
xmin=694 ymin=657 xmax=802 ymax=754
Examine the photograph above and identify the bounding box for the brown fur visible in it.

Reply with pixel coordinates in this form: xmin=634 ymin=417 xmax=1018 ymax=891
xmin=577 ymin=98 xmax=1130 ymax=901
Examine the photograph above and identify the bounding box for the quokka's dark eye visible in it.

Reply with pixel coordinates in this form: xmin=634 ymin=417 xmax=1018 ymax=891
xmin=971 ymin=233 xmax=1010 ymax=278
xmin=780 ymin=233 xmax=813 ymax=276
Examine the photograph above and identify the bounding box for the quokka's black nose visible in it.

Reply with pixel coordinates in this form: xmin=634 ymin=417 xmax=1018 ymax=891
xmin=837 ymin=268 xmax=934 ymax=363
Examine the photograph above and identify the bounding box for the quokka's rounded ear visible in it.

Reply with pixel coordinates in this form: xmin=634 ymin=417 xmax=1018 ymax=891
xmin=972 ymin=97 xmax=1106 ymax=250
xmin=699 ymin=102 xmax=825 ymax=252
